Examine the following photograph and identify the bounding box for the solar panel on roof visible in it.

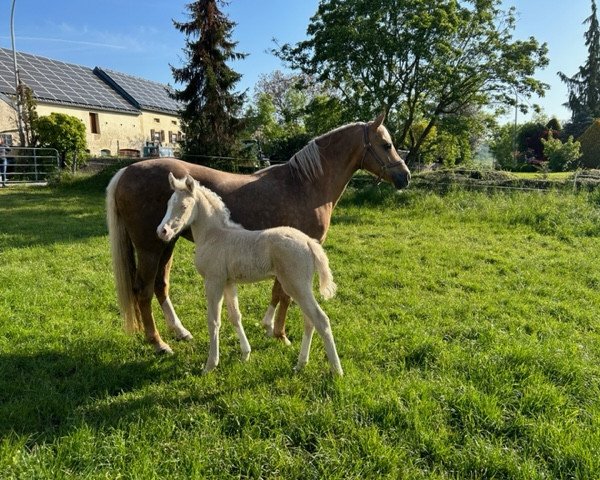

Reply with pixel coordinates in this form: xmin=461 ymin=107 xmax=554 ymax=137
xmin=0 ymin=47 xmax=138 ymax=113
xmin=95 ymin=68 xmax=182 ymax=114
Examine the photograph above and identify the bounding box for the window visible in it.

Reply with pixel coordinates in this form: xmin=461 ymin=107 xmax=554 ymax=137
xmin=89 ymin=113 xmax=100 ymax=134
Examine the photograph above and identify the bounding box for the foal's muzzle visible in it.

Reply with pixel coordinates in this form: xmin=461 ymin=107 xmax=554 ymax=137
xmin=157 ymin=224 xmax=175 ymax=242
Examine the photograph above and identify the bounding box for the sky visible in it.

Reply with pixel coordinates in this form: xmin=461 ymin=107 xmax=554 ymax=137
xmin=0 ymin=0 xmax=595 ymax=123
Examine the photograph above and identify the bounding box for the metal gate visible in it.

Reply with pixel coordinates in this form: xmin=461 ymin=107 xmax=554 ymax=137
xmin=1 ymin=146 xmax=60 ymax=185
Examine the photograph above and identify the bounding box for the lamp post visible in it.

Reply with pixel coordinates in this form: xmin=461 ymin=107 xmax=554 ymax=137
xmin=512 ymin=86 xmax=518 ymax=167
xmin=10 ymin=0 xmax=26 ymax=146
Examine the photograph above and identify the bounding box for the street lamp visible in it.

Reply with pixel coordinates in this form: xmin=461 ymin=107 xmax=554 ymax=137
xmin=10 ymin=0 xmax=26 ymax=146
xmin=512 ymin=86 xmax=518 ymax=167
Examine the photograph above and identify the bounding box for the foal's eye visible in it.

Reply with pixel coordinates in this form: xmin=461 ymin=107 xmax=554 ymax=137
xmin=383 ymin=143 xmax=393 ymax=151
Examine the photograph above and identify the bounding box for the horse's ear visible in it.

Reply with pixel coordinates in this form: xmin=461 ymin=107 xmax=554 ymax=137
xmin=370 ymin=112 xmax=386 ymax=131
xmin=185 ymin=174 xmax=196 ymax=193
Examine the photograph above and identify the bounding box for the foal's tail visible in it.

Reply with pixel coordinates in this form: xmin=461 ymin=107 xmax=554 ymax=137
xmin=308 ymin=239 xmax=337 ymax=300
xmin=106 ymin=167 xmax=142 ymax=333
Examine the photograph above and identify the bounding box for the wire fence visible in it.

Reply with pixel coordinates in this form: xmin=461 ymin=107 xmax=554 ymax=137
xmin=403 ymin=168 xmax=600 ymax=194
xmin=76 ymin=153 xmax=600 ymax=194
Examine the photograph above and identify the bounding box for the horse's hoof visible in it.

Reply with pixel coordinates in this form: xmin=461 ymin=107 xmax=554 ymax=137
xmin=241 ymin=351 xmax=251 ymax=362
xmin=277 ymin=335 xmax=292 ymax=346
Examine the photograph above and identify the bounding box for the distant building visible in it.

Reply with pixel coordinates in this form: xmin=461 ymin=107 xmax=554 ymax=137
xmin=0 ymin=47 xmax=182 ymax=157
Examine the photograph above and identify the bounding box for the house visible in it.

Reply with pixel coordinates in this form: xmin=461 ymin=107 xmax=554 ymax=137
xmin=0 ymin=47 xmax=182 ymax=157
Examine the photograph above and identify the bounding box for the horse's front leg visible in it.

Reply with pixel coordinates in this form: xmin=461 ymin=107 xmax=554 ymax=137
xmin=203 ymin=278 xmax=225 ymax=374
xmin=262 ymin=279 xmax=292 ymax=346
xmin=155 ymin=244 xmax=193 ymax=341
xmin=224 ymin=283 xmax=251 ymax=362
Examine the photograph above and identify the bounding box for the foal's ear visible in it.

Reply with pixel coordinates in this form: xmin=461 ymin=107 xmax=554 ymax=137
xmin=168 ymin=172 xmax=186 ymax=191
xmin=168 ymin=172 xmax=177 ymax=190
xmin=369 ymin=112 xmax=386 ymax=131
xmin=185 ymin=174 xmax=196 ymax=193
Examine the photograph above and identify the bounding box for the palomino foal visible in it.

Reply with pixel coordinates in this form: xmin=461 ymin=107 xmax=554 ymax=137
xmin=157 ymin=173 xmax=343 ymax=376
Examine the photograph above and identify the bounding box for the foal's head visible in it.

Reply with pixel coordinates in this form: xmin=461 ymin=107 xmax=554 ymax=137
xmin=157 ymin=173 xmax=199 ymax=242
xmin=157 ymin=173 xmax=236 ymax=242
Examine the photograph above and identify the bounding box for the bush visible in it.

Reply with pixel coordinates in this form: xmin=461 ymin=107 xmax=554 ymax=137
xmin=264 ymin=133 xmax=312 ymax=163
xmin=542 ymin=135 xmax=582 ymax=172
xmin=36 ymin=113 xmax=87 ymax=170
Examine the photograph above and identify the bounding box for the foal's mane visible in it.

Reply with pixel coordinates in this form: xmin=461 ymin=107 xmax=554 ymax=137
xmin=195 ymin=184 xmax=241 ymax=229
xmin=288 ymin=122 xmax=363 ymax=182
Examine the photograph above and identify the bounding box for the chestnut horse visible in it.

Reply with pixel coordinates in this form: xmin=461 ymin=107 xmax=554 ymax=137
xmin=106 ymin=113 xmax=410 ymax=354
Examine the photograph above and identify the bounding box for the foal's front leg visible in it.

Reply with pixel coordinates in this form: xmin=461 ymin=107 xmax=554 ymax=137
xmin=224 ymin=283 xmax=251 ymax=362
xmin=203 ymin=279 xmax=225 ymax=374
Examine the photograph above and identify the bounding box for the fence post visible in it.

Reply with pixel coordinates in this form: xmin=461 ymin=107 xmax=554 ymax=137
xmin=34 ymin=148 xmax=39 ymax=182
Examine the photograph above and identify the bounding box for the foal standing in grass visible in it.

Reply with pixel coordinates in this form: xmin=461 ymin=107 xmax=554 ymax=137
xmin=157 ymin=173 xmax=343 ymax=376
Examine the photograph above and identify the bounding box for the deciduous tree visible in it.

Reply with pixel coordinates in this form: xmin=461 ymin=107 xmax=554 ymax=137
xmin=278 ymin=0 xmax=548 ymax=163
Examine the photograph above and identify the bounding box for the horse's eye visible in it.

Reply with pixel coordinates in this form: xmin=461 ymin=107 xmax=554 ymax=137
xmin=383 ymin=143 xmax=392 ymax=151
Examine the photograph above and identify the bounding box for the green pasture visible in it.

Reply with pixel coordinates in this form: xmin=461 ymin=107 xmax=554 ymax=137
xmin=1 ymin=171 xmax=600 ymax=478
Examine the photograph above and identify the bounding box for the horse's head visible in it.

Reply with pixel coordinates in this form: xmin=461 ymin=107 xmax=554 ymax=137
xmin=360 ymin=113 xmax=411 ymax=189
xmin=157 ymin=173 xmax=198 ymax=242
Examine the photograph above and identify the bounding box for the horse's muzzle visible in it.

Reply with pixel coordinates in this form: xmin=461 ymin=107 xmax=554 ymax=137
xmin=392 ymin=170 xmax=411 ymax=190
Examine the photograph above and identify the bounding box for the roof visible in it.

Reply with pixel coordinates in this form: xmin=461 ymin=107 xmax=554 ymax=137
xmin=0 ymin=48 xmax=178 ymax=115
xmin=94 ymin=68 xmax=181 ymax=115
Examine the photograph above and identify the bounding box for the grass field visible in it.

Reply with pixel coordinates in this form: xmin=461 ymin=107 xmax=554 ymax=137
xmin=1 ymin=171 xmax=600 ymax=479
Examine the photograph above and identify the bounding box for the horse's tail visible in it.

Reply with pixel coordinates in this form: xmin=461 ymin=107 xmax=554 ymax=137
xmin=308 ymin=239 xmax=337 ymax=300
xmin=106 ymin=167 xmax=142 ymax=333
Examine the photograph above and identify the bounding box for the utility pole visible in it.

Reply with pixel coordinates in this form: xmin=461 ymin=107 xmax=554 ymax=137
xmin=10 ymin=0 xmax=26 ymax=146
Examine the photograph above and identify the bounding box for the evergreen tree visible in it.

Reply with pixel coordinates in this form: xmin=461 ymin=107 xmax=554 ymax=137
xmin=171 ymin=0 xmax=247 ymax=165
xmin=577 ymin=119 xmax=600 ymax=167
xmin=559 ymin=0 xmax=600 ymax=122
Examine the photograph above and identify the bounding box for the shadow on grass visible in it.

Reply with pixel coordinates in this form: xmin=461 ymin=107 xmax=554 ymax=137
xmin=0 ymin=342 xmax=172 ymax=441
xmin=0 ymin=337 xmax=301 ymax=443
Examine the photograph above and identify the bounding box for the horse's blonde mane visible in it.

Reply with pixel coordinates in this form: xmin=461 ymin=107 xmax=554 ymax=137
xmin=288 ymin=122 xmax=364 ymax=182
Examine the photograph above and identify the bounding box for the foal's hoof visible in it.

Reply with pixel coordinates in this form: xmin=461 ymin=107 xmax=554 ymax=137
xmin=176 ymin=331 xmax=194 ymax=341
xmin=202 ymin=362 xmax=218 ymax=375
xmin=241 ymin=350 xmax=251 ymax=362
xmin=262 ymin=324 xmax=274 ymax=337
xmin=277 ymin=335 xmax=292 ymax=347
xmin=155 ymin=344 xmax=174 ymax=355
xmin=293 ymin=362 xmax=307 ymax=374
